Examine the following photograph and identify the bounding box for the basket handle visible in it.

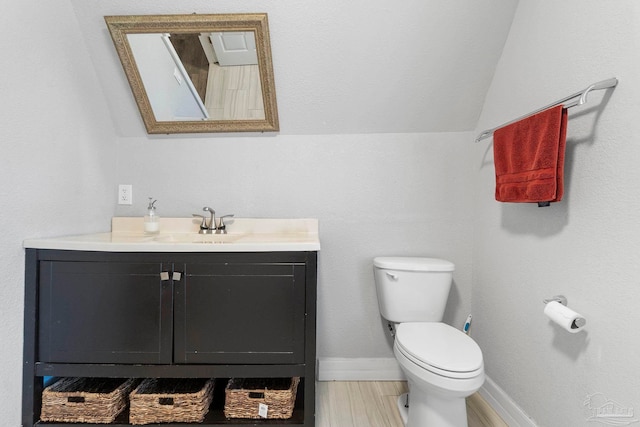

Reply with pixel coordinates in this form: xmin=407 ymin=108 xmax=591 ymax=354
xmin=158 ymin=397 xmax=174 ymax=405
xmin=67 ymin=396 xmax=85 ymax=403
xmin=248 ymin=392 xmax=265 ymax=399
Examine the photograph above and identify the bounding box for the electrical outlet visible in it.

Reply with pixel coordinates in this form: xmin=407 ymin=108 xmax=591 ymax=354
xmin=118 ymin=184 xmax=133 ymax=205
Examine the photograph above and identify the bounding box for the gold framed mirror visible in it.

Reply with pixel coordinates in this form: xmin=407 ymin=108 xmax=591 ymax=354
xmin=105 ymin=14 xmax=279 ymax=134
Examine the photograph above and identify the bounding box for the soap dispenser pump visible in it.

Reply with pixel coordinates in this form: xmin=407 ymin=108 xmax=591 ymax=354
xmin=144 ymin=198 xmax=160 ymax=234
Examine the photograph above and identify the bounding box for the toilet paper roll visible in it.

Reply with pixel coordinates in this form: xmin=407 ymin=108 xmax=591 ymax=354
xmin=544 ymin=301 xmax=586 ymax=333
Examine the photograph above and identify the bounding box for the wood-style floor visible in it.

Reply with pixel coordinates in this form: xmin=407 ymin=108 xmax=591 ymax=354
xmin=204 ymin=62 xmax=265 ymax=120
xmin=316 ymin=381 xmax=508 ymax=427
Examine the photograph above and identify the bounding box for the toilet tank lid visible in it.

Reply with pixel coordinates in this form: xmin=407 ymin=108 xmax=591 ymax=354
xmin=373 ymin=257 xmax=455 ymax=272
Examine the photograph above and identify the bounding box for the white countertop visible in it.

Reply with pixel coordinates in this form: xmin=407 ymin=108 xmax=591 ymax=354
xmin=23 ymin=218 xmax=320 ymax=252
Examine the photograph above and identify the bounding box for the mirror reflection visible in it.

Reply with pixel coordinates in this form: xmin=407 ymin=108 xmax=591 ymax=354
xmin=128 ymin=32 xmax=264 ymax=122
xmin=105 ymin=14 xmax=278 ymax=134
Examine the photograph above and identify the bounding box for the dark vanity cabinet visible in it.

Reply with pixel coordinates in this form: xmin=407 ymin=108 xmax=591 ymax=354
xmin=174 ymin=261 xmax=307 ymax=365
xmin=23 ymin=249 xmax=317 ymax=427
xmin=38 ymin=260 xmax=171 ymax=365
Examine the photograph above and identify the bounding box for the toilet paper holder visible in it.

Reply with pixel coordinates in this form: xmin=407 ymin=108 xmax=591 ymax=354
xmin=542 ymin=295 xmax=567 ymax=306
xmin=543 ymin=295 xmax=587 ymax=329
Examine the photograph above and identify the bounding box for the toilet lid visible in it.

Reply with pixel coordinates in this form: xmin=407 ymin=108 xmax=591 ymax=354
xmin=395 ymin=323 xmax=483 ymax=377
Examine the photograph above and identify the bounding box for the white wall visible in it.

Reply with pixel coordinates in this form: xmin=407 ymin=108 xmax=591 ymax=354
xmin=0 ymin=0 xmax=118 ymax=423
xmin=71 ymin=0 xmax=518 ymax=136
xmin=84 ymin=0 xmax=505 ymax=372
xmin=16 ymin=1 xmax=640 ymax=426
xmin=6 ymin=1 xmax=638 ymax=426
xmin=17 ymin=0 xmax=630 ymax=425
xmin=114 ymin=132 xmax=476 ymax=361
xmin=473 ymin=1 xmax=640 ymax=425
xmin=76 ymin=0 xmax=516 ymax=382
xmin=2 ymin=1 xmax=510 ymax=423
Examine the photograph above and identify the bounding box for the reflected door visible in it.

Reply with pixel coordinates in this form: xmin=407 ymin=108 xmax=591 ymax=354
xmin=210 ymin=32 xmax=258 ymax=66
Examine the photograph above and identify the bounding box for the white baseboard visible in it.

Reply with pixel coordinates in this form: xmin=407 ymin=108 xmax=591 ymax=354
xmin=317 ymin=357 xmax=404 ymax=381
xmin=478 ymin=376 xmax=537 ymax=427
xmin=317 ymin=358 xmax=537 ymax=426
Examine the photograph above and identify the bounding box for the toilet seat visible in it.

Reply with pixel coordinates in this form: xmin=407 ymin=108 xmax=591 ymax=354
xmin=395 ymin=322 xmax=483 ymax=379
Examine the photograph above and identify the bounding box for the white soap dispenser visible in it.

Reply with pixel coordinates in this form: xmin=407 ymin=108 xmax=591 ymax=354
xmin=144 ymin=198 xmax=160 ymax=234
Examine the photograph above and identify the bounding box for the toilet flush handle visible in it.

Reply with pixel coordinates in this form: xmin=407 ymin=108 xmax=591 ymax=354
xmin=386 ymin=272 xmax=399 ymax=280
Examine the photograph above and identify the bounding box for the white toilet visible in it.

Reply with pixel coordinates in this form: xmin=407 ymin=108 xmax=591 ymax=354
xmin=373 ymin=257 xmax=484 ymax=427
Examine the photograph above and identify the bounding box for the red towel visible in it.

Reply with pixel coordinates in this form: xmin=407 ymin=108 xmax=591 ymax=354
xmin=493 ymin=105 xmax=568 ymax=204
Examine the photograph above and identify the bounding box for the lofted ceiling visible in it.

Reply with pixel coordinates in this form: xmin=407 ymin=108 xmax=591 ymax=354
xmin=70 ymin=0 xmax=518 ymax=137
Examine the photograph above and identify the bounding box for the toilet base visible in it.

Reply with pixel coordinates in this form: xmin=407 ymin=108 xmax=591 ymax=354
xmin=398 ymin=387 xmax=469 ymax=427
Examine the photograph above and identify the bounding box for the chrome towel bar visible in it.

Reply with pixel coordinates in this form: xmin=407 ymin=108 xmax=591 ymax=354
xmin=475 ymin=77 xmax=618 ymax=143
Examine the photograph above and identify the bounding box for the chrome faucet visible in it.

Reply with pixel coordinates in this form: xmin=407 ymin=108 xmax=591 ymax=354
xmin=192 ymin=207 xmax=234 ymax=234
xmin=202 ymin=206 xmax=216 ymax=233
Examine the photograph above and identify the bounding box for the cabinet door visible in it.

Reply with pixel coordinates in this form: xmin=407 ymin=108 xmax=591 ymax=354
xmin=174 ymin=262 xmax=306 ymax=364
xmin=38 ymin=261 xmax=173 ymax=364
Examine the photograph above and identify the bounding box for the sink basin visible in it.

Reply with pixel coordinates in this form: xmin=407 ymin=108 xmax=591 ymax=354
xmin=153 ymin=233 xmax=244 ymax=244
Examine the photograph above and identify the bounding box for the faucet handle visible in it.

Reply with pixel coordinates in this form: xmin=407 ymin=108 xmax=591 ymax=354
xmin=216 ymin=214 xmax=234 ymax=233
xmin=192 ymin=214 xmax=208 ymax=232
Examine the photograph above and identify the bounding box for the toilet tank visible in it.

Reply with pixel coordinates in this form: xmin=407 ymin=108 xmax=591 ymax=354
xmin=373 ymin=257 xmax=455 ymax=323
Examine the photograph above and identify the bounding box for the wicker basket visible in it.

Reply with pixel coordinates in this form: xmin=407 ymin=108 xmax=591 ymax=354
xmin=224 ymin=377 xmax=299 ymax=419
xmin=129 ymin=378 xmax=214 ymax=425
xmin=40 ymin=377 xmax=136 ymax=424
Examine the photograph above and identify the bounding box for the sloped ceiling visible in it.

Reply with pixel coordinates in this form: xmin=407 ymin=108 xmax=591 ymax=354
xmin=70 ymin=0 xmax=518 ymax=136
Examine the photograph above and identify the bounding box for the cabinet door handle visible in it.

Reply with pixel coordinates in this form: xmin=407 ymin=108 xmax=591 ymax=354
xmin=172 ymin=272 xmax=182 ymax=281
xmin=160 ymin=272 xmax=170 ymax=281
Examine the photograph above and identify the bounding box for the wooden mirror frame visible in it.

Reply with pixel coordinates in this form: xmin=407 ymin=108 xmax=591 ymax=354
xmin=105 ymin=14 xmax=279 ymax=134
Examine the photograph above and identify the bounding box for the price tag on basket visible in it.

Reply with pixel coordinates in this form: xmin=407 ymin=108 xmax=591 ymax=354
xmin=258 ymin=403 xmax=269 ymax=418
